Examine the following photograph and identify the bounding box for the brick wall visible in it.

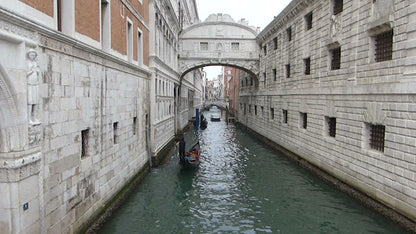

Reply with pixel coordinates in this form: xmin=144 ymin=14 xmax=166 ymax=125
xmin=19 ymin=0 xmax=54 ymax=17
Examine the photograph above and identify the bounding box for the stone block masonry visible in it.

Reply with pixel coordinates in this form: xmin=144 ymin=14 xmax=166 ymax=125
xmin=239 ymin=0 xmax=416 ymax=226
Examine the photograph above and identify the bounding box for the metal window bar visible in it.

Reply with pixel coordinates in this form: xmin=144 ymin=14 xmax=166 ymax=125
xmin=370 ymin=124 xmax=385 ymax=152
xmin=328 ymin=117 xmax=336 ymax=137
xmin=375 ymin=30 xmax=393 ymax=62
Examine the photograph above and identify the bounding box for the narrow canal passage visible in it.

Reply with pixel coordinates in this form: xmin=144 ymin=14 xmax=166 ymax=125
xmin=100 ymin=110 xmax=406 ymax=233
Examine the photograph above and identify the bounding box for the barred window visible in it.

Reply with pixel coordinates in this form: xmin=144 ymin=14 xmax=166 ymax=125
xmin=305 ymin=12 xmax=313 ymax=30
xmin=304 ymin=57 xmax=311 ymax=75
xmin=273 ymin=37 xmax=278 ymax=50
xmin=282 ymin=109 xmax=288 ymax=124
xmin=200 ymin=42 xmax=208 ymax=51
xmin=133 ymin=117 xmax=137 ymax=135
xmin=231 ymin=42 xmax=240 ymax=51
xmin=326 ymin=117 xmax=336 ymax=137
xmin=273 ymin=69 xmax=277 ymax=81
xmin=270 ymin=108 xmax=275 ymax=120
xmin=286 ymin=64 xmax=291 ymax=78
xmin=369 ymin=124 xmax=385 ymax=152
xmin=81 ymin=129 xmax=89 ymax=158
xmin=375 ymin=30 xmax=393 ymax=62
xmin=300 ymin=112 xmax=307 ymax=129
xmin=331 ymin=47 xmax=341 ymax=70
xmin=287 ymin=27 xmax=292 ymax=41
xmin=113 ymin=122 xmax=119 ymax=144
xmin=333 ymin=0 xmax=343 ymax=15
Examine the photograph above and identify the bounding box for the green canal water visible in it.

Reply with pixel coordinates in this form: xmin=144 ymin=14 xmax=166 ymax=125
xmin=99 ymin=112 xmax=407 ymax=233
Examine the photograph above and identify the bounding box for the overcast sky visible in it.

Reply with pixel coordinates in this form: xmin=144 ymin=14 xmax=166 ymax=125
xmin=196 ymin=0 xmax=293 ymax=79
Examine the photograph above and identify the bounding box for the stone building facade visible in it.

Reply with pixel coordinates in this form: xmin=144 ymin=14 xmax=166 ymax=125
xmin=238 ymin=0 xmax=416 ymax=222
xmin=149 ymin=0 xmax=203 ymax=161
xmin=0 ymin=0 xmax=151 ymax=233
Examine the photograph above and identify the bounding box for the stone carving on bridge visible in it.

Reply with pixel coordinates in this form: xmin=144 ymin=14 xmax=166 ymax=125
xmin=26 ymin=49 xmax=41 ymax=125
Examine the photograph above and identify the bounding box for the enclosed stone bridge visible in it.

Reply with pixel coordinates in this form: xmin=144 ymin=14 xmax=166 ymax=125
xmin=204 ymin=100 xmax=227 ymax=110
xmin=179 ymin=14 xmax=260 ymax=78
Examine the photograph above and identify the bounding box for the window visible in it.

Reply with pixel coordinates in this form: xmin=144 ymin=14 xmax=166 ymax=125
xmin=101 ymin=0 xmax=110 ymax=51
xmin=57 ymin=0 xmax=62 ymax=31
xmin=200 ymin=42 xmax=208 ymax=51
xmin=366 ymin=123 xmax=385 ymax=152
xmin=282 ymin=109 xmax=288 ymax=124
xmin=113 ymin=122 xmax=119 ymax=144
xmin=250 ymin=77 xmax=253 ymax=86
xmin=127 ymin=19 xmax=133 ymax=62
xmin=304 ymin=57 xmax=311 ymax=75
xmin=305 ymin=12 xmax=313 ymax=30
xmin=249 ymin=105 xmax=252 ymax=114
xmin=287 ymin=27 xmax=292 ymax=41
xmin=300 ymin=112 xmax=307 ymax=129
xmin=137 ymin=29 xmax=143 ymax=65
xmin=231 ymin=42 xmax=240 ymax=51
xmin=325 ymin=117 xmax=336 ymax=137
xmin=285 ymin=64 xmax=291 ymax=78
xmin=244 ymin=104 xmax=246 ymax=115
xmin=375 ymin=30 xmax=393 ymax=62
xmin=273 ymin=69 xmax=277 ymax=81
xmin=81 ymin=129 xmax=89 ymax=158
xmin=263 ymin=45 xmax=267 ymax=55
xmin=261 ymin=106 xmax=264 ymax=116
xmin=273 ymin=37 xmax=278 ymax=50
xmin=255 ymin=105 xmax=258 ymax=115
xmin=263 ymin=72 xmax=266 ymax=87
xmin=330 ymin=47 xmax=341 ymax=70
xmin=333 ymin=0 xmax=343 ymax=15
xmin=133 ymin=117 xmax=137 ymax=135
xmin=270 ymin=108 xmax=275 ymax=120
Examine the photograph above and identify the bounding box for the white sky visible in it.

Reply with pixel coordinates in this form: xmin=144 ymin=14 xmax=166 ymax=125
xmin=196 ymin=0 xmax=293 ymax=80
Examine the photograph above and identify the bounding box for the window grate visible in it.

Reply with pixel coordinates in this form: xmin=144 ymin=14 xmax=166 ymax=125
xmin=331 ymin=47 xmax=341 ymax=70
xmin=81 ymin=129 xmax=89 ymax=158
xmin=370 ymin=124 xmax=385 ymax=152
xmin=327 ymin=117 xmax=336 ymax=137
xmin=283 ymin=109 xmax=288 ymax=124
xmin=375 ymin=30 xmax=393 ymax=62
xmin=300 ymin=112 xmax=307 ymax=129
xmin=333 ymin=0 xmax=343 ymax=15
xmin=304 ymin=57 xmax=311 ymax=75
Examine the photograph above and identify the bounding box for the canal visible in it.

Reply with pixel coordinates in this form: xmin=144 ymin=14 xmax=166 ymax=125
xmin=99 ymin=110 xmax=406 ymax=233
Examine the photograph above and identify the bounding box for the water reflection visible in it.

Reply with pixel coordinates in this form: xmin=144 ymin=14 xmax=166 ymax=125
xmin=99 ymin=110 xmax=407 ymax=233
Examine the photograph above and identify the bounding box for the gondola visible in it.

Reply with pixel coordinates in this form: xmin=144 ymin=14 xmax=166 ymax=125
xmin=179 ymin=142 xmax=200 ymax=167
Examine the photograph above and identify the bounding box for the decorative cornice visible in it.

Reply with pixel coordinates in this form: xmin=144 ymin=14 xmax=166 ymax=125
xmin=121 ymin=0 xmax=150 ymax=31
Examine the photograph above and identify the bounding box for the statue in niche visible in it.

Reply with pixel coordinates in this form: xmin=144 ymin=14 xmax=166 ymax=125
xmin=26 ymin=49 xmax=41 ymax=125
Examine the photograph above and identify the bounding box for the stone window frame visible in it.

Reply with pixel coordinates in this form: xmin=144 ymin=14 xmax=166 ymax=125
xmin=126 ymin=17 xmax=134 ymax=62
xmin=101 ymin=0 xmax=111 ymax=52
xmin=137 ymin=28 xmax=144 ymax=66
xmin=305 ymin=11 xmax=313 ymax=30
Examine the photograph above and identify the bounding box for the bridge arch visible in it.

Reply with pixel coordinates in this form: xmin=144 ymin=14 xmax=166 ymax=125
xmin=179 ymin=14 xmax=260 ymax=80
